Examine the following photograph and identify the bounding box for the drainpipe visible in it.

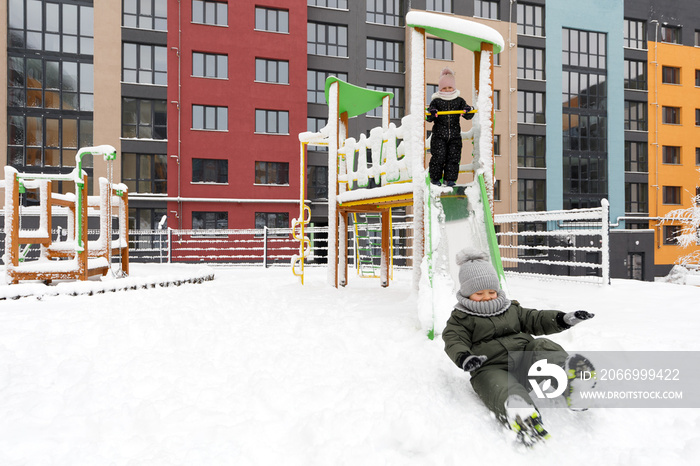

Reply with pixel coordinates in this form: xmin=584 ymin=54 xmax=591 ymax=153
xmin=508 ymin=0 xmax=516 ymax=213
xmin=650 ymin=20 xmax=661 ymax=248
xmin=170 ymin=0 xmax=183 ymax=229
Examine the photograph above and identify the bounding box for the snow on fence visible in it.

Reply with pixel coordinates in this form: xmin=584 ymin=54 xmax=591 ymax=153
xmin=494 ymin=200 xmax=610 ymax=284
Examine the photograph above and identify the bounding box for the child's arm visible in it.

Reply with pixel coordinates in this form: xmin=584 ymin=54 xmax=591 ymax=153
xmin=516 ymin=302 xmax=594 ymax=335
xmin=442 ymin=314 xmax=476 ymax=368
xmin=426 ymin=100 xmax=439 ymax=122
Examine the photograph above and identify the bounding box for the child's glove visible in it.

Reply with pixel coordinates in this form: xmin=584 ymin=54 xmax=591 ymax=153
xmin=462 ymin=355 xmax=488 ymax=372
xmin=426 ymin=108 xmax=438 ymax=121
xmin=462 ymin=105 xmax=474 ymax=120
xmin=563 ymin=310 xmax=595 ymax=326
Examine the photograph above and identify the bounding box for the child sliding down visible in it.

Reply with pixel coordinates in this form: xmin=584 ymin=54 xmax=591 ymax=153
xmin=442 ymin=248 xmax=596 ymax=446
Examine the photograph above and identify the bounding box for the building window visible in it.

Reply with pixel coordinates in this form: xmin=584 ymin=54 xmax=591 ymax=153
xmin=366 ymin=0 xmax=403 ymax=27
xmin=518 ymin=179 xmax=546 ymax=211
xmin=663 ymin=186 xmax=681 ymax=205
xmin=307 ymin=166 xmax=328 ymax=199
xmin=518 ymin=222 xmax=547 ymax=257
xmin=122 ymin=98 xmax=167 ymax=139
xmin=696 ymin=30 xmax=700 ymax=47
xmin=493 ymin=134 xmax=501 ymax=155
xmin=255 ymin=58 xmax=288 ymax=84
xmin=662 ymin=146 xmax=681 ymax=165
xmin=309 ymin=0 xmax=348 ymax=9
xmin=660 ymin=25 xmax=681 ymax=44
xmin=426 ymin=0 xmax=452 ymax=13
xmin=255 ymin=161 xmax=290 ymax=185
xmin=563 ymin=155 xmax=608 ymax=209
xmin=426 ymin=84 xmax=439 ymax=104
xmin=517 ymin=135 xmax=546 ymax=168
xmin=517 ymin=90 xmax=545 ymax=124
xmin=8 ymin=57 xmax=94 ymax=111
xmin=624 ymin=101 xmax=647 ymax=131
xmin=696 ymin=109 xmax=700 ymax=126
xmin=563 ymin=114 xmax=607 ymax=153
xmin=194 ymin=52 xmax=228 ymax=79
xmin=625 ymin=183 xmax=648 ymax=213
xmin=517 ymin=3 xmax=544 ymax=37
xmin=518 ymin=47 xmax=545 ymax=80
xmin=255 ymin=212 xmax=289 ymax=230
xmin=474 ymin=1 xmax=499 ymax=20
xmin=193 ymin=105 xmax=228 ymax=131
xmin=662 ymin=66 xmax=680 ymax=84
xmin=697 ymin=147 xmax=700 ymax=165
xmin=427 ymin=38 xmax=453 ymax=60
xmin=255 ymin=6 xmax=287 ymax=32
xmin=696 ymin=70 xmax=700 ymax=87
xmin=122 ymin=153 xmax=167 ymax=194
xmin=624 ymin=60 xmax=647 ymax=90
xmin=623 ymin=19 xmax=647 ymax=49
xmin=367 ymin=39 xmax=403 ymax=72
xmin=128 ymin=207 xmax=167 ymax=234
xmin=123 ymin=43 xmax=167 ymax=85
xmin=307 ymin=70 xmax=348 ymax=104
xmin=124 ymin=0 xmax=167 ymax=31
xmin=367 ymin=85 xmax=403 ymax=119
xmin=562 ymin=28 xmax=607 ymax=70
xmin=193 ymin=0 xmax=227 ymax=26
xmin=494 ymin=179 xmax=501 ymax=201
xmin=308 ymin=22 xmax=348 ymax=57
xmin=493 ymin=90 xmax=501 ymax=111
xmin=663 ymin=225 xmax=681 ymax=245
xmin=193 ymin=211 xmax=228 ymax=230
xmin=625 ymin=141 xmax=648 ymax=172
xmin=255 ymin=109 xmax=289 ymax=134
xmin=662 ymin=106 xmax=681 ymax=125
xmin=192 ymin=158 xmax=228 ymax=184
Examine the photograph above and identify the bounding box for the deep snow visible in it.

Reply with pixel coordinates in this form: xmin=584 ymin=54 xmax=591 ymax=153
xmin=1 ymin=264 xmax=699 ymax=465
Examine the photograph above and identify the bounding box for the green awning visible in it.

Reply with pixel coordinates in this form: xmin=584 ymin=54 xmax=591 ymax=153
xmin=406 ymin=12 xmax=504 ymax=54
xmin=324 ymin=77 xmax=394 ymax=118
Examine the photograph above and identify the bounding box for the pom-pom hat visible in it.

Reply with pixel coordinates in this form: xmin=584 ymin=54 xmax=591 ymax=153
xmin=456 ymin=248 xmax=500 ymax=299
xmin=438 ymin=67 xmax=456 ymax=91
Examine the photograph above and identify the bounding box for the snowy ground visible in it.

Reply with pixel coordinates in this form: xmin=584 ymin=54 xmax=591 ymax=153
xmin=1 ymin=264 xmax=699 ymax=465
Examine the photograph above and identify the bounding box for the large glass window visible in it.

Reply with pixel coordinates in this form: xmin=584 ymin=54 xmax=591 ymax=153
xmin=623 ymin=19 xmax=646 ymax=49
xmin=307 ymin=70 xmax=347 ymax=104
xmin=255 ymin=161 xmax=290 ymax=185
xmin=123 ymin=43 xmax=167 ymax=85
xmin=309 ymin=0 xmax=348 ymax=9
xmin=193 ymin=211 xmax=228 ymax=230
xmin=192 ymin=105 xmax=228 ymax=131
xmin=624 ymin=60 xmax=647 ymax=90
xmin=660 ymin=25 xmax=681 ymax=44
xmin=307 ymin=22 xmax=348 ymax=57
xmin=518 ymin=179 xmax=546 ymax=211
xmin=256 ymin=7 xmax=288 ymax=32
xmin=192 ymin=158 xmax=228 ymax=183
xmin=193 ymin=52 xmax=228 ymax=79
xmin=474 ymin=1 xmax=499 ymax=20
xmin=123 ymin=0 xmax=167 ymax=31
xmin=193 ymin=1 xmax=228 ymax=27
xmin=255 ymin=212 xmax=289 ymax=230
xmin=624 ymin=101 xmax=647 ymax=131
xmin=517 ymin=91 xmax=545 ymax=123
xmin=256 ymin=58 xmax=288 ymax=84
xmin=307 ymin=166 xmax=328 ymax=199
xmin=517 ymin=135 xmax=546 ymax=168
xmin=427 ymin=38 xmax=452 ymax=60
xmin=9 ymin=0 xmax=94 ymax=53
xmin=122 ymin=98 xmax=167 ymax=139
xmin=517 ymin=3 xmax=544 ymax=37
xmin=625 ymin=183 xmax=648 ymax=213
xmin=518 ymin=47 xmax=545 ymax=80
xmin=426 ymin=0 xmax=452 ymax=13
xmin=366 ymin=0 xmax=403 ymax=26
xmin=625 ymin=141 xmax=648 ymax=172
xmin=122 ymin=152 xmax=167 ymax=194
xmin=255 ymin=109 xmax=289 ymax=134
xmin=367 ymin=39 xmax=403 ymax=72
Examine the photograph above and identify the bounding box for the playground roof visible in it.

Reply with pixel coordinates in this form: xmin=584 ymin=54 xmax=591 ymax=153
xmin=324 ymin=77 xmax=394 ymax=118
xmin=406 ymin=11 xmax=505 ymax=55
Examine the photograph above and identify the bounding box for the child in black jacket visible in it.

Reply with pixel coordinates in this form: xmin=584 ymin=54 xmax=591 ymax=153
xmin=426 ymin=67 xmax=474 ymax=187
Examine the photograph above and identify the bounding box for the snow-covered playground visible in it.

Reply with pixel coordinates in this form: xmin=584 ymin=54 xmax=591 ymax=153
xmin=0 ymin=264 xmax=698 ymax=465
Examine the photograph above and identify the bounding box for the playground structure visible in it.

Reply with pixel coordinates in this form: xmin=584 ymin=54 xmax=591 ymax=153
xmin=293 ymin=12 xmax=506 ymax=335
xmin=2 ymin=145 xmax=129 ymax=284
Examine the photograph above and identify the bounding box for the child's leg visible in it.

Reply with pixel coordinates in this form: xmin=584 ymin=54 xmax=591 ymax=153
xmin=515 ymin=338 xmax=568 ymax=390
xmin=429 ymin=137 xmax=447 ymax=182
xmin=443 ymin=137 xmax=463 ymax=183
xmin=470 ymin=367 xmax=536 ymax=423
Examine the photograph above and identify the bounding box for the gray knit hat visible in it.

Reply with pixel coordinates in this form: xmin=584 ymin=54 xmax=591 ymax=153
xmin=456 ymin=248 xmax=500 ymax=298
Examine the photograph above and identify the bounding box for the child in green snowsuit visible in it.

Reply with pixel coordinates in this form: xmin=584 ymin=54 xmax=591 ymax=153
xmin=442 ymin=248 xmax=595 ymax=442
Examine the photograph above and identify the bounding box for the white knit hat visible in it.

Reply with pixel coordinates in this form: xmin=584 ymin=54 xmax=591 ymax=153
xmin=456 ymin=248 xmax=500 ymax=298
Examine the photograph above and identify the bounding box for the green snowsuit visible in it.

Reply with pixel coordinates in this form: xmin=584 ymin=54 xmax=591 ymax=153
xmin=442 ymin=300 xmax=572 ymax=421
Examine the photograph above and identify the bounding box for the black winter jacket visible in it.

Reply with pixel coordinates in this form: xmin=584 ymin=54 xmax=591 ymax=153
xmin=426 ymin=94 xmax=473 ymax=140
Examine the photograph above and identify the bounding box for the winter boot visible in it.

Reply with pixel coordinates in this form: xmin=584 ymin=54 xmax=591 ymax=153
xmin=564 ymin=354 xmax=596 ymax=411
xmin=504 ymin=395 xmax=550 ymax=446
